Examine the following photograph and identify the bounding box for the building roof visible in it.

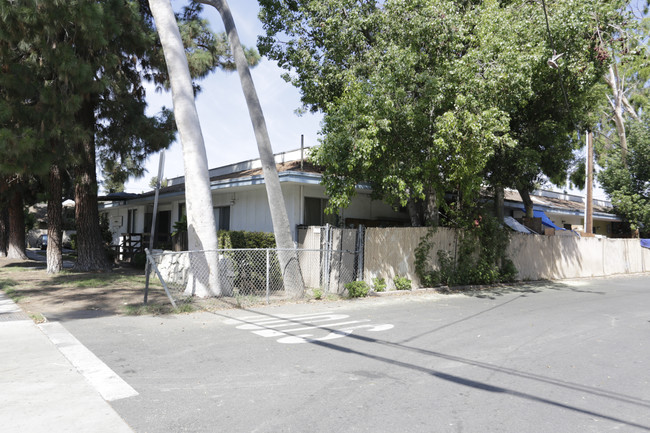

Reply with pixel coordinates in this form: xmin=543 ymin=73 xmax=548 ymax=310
xmin=503 ymin=189 xmax=620 ymax=221
xmin=98 ymin=146 xmax=621 ymax=224
xmin=134 ymin=159 xmax=322 ymax=199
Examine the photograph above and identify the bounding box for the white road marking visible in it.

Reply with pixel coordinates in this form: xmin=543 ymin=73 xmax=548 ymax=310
xmin=277 ymin=324 xmax=395 ymax=344
xmin=38 ymin=322 xmax=138 ymax=402
xmin=236 ymin=314 xmax=350 ymax=330
xmin=252 ymin=320 xmax=369 ymax=338
xmin=225 ymin=312 xmax=394 ymax=344
xmin=222 ymin=312 xmax=334 ymax=325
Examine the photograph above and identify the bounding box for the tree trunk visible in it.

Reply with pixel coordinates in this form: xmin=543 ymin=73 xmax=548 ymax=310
xmin=73 ymin=96 xmax=111 ymax=272
xmin=7 ymin=188 xmax=28 ymax=260
xmin=406 ymin=198 xmax=421 ymax=227
xmin=148 ymin=0 xmax=220 ymax=297
xmin=0 ymin=202 xmax=7 ymax=258
xmin=47 ymin=163 xmax=64 ymax=273
xmin=518 ymin=188 xmax=534 ymax=218
xmin=494 ymin=185 xmax=504 ymax=223
xmin=423 ymin=188 xmax=438 ymax=226
xmin=605 ymin=65 xmax=628 ymax=163
xmin=201 ymin=0 xmax=305 ymax=298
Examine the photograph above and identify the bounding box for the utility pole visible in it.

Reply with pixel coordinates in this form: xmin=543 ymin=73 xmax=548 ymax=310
xmin=584 ymin=131 xmax=594 ymax=235
xmin=144 ymin=151 xmax=165 ymax=304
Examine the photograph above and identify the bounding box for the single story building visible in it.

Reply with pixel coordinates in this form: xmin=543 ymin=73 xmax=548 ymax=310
xmin=503 ymin=189 xmax=623 ymax=236
xmin=98 ymin=148 xmax=410 ymax=249
xmin=98 ymin=148 xmax=624 ymax=251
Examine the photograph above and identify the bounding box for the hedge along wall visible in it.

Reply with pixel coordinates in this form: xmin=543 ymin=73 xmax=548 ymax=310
xmin=364 ymin=227 xmax=650 ymax=287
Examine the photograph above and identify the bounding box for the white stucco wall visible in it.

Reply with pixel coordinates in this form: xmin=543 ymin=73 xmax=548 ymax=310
xmin=101 ymin=181 xmax=408 ymax=243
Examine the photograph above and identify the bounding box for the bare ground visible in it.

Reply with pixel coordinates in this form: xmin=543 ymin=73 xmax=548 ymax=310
xmin=0 ymin=255 xmax=171 ymax=322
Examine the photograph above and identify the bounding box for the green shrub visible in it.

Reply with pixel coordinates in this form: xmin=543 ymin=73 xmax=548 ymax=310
xmin=313 ymin=288 xmax=323 ymax=300
xmin=345 ymin=281 xmax=370 ymax=298
xmin=69 ymin=233 xmax=77 ymax=250
xmin=394 ymin=275 xmax=412 ymax=290
xmin=499 ymin=259 xmax=518 ymax=282
xmin=372 ymin=277 xmax=386 ymax=292
xmin=133 ymin=252 xmax=147 ymax=269
xmin=218 ymin=230 xmax=276 ymax=249
xmin=105 ymin=247 xmax=117 ymax=264
xmin=217 ymin=231 xmax=281 ymax=294
xmin=414 ymin=215 xmax=519 ymax=288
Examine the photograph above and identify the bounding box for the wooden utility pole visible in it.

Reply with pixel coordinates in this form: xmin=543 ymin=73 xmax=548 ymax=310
xmin=585 ymin=131 xmax=594 ymax=235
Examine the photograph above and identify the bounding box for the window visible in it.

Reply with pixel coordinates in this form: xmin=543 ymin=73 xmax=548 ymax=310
xmin=304 ymin=197 xmax=338 ymax=226
xmin=213 ymin=206 xmax=230 ymax=231
xmin=127 ymin=209 xmax=137 ymax=233
xmin=178 ymin=203 xmax=186 ymax=221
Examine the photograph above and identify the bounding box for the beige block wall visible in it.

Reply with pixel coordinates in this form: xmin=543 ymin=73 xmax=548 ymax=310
xmin=364 ymin=227 xmax=460 ymax=289
xmin=365 ymin=227 xmax=650 ymax=287
xmin=364 ymin=227 xmax=427 ymax=289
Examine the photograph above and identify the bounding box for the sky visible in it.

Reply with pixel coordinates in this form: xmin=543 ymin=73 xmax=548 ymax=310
xmin=121 ymin=0 xmax=612 ymax=200
xmin=121 ymin=0 xmax=323 ymax=194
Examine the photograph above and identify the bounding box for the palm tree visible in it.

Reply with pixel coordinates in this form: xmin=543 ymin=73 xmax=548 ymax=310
xmin=148 ymin=0 xmax=220 ymax=296
xmin=199 ymin=0 xmax=304 ymax=298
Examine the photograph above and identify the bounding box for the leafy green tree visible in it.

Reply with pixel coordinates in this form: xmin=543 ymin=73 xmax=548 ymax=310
xmin=594 ymin=2 xmax=650 ymax=161
xmin=479 ymin=0 xmax=619 ymax=218
xmin=599 ymin=117 xmax=650 ymax=236
xmin=1 ymin=1 xmax=240 ymax=271
xmin=260 ymin=0 xmax=513 ymax=224
xmin=0 ymin=0 xmax=54 ymax=260
xmin=259 ymin=0 xmax=620 ymax=225
xmin=148 ymin=176 xmax=169 ymax=189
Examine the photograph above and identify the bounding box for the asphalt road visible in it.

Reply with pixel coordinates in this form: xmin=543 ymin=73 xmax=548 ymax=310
xmin=61 ymin=275 xmax=650 ymax=433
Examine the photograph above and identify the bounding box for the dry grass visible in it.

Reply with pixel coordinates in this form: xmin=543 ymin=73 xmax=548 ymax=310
xmin=0 ymin=258 xmax=174 ymax=321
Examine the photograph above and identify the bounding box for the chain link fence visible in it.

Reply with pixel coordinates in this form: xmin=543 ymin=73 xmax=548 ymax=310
xmin=145 ymin=248 xmax=360 ymax=309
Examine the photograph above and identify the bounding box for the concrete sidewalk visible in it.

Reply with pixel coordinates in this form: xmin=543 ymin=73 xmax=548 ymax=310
xmin=0 ymin=292 xmax=134 ymax=433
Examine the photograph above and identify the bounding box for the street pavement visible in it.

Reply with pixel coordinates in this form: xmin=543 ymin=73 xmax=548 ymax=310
xmin=3 ymin=275 xmax=650 ymax=432
xmin=65 ymin=275 xmax=650 ymax=433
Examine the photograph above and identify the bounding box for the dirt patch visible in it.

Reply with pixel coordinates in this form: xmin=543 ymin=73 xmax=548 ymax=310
xmin=0 ymin=258 xmax=171 ymax=322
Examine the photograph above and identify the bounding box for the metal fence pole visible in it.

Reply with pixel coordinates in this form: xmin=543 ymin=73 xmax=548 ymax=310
xmin=355 ymin=225 xmax=365 ymax=281
xmin=323 ymin=224 xmax=331 ymax=292
xmin=266 ymin=248 xmax=270 ymax=304
xmin=144 ymin=248 xmax=177 ymax=309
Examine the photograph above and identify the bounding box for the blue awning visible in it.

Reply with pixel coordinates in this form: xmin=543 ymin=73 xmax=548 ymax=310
xmin=521 ymin=208 xmax=566 ymax=231
xmin=641 ymin=239 xmax=650 ymax=249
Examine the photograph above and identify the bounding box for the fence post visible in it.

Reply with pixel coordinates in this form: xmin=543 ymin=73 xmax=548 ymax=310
xmin=144 ymin=248 xmax=177 ymax=309
xmin=266 ymin=248 xmax=270 ymax=304
xmin=355 ymin=225 xmax=365 ymax=281
xmin=324 ymin=224 xmax=332 ymax=292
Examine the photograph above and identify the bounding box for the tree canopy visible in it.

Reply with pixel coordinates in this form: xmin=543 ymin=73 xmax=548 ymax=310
xmin=0 ymin=0 xmax=251 ymax=269
xmin=599 ymin=115 xmax=650 ymax=236
xmin=258 ymin=0 xmax=630 ymax=224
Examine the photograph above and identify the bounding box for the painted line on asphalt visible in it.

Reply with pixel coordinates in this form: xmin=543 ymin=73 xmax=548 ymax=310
xmin=235 ymin=314 xmax=350 ymax=330
xmin=38 ymin=322 xmax=138 ymax=402
xmin=225 ymin=311 xmax=394 ymax=344
xmin=222 ymin=311 xmax=336 ymax=325
xmin=252 ymin=320 xmax=370 ymax=337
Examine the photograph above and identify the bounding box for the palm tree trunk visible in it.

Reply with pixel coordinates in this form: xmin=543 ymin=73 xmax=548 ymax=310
xmin=200 ymin=0 xmax=304 ymax=298
xmin=148 ymin=0 xmax=221 ymax=297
